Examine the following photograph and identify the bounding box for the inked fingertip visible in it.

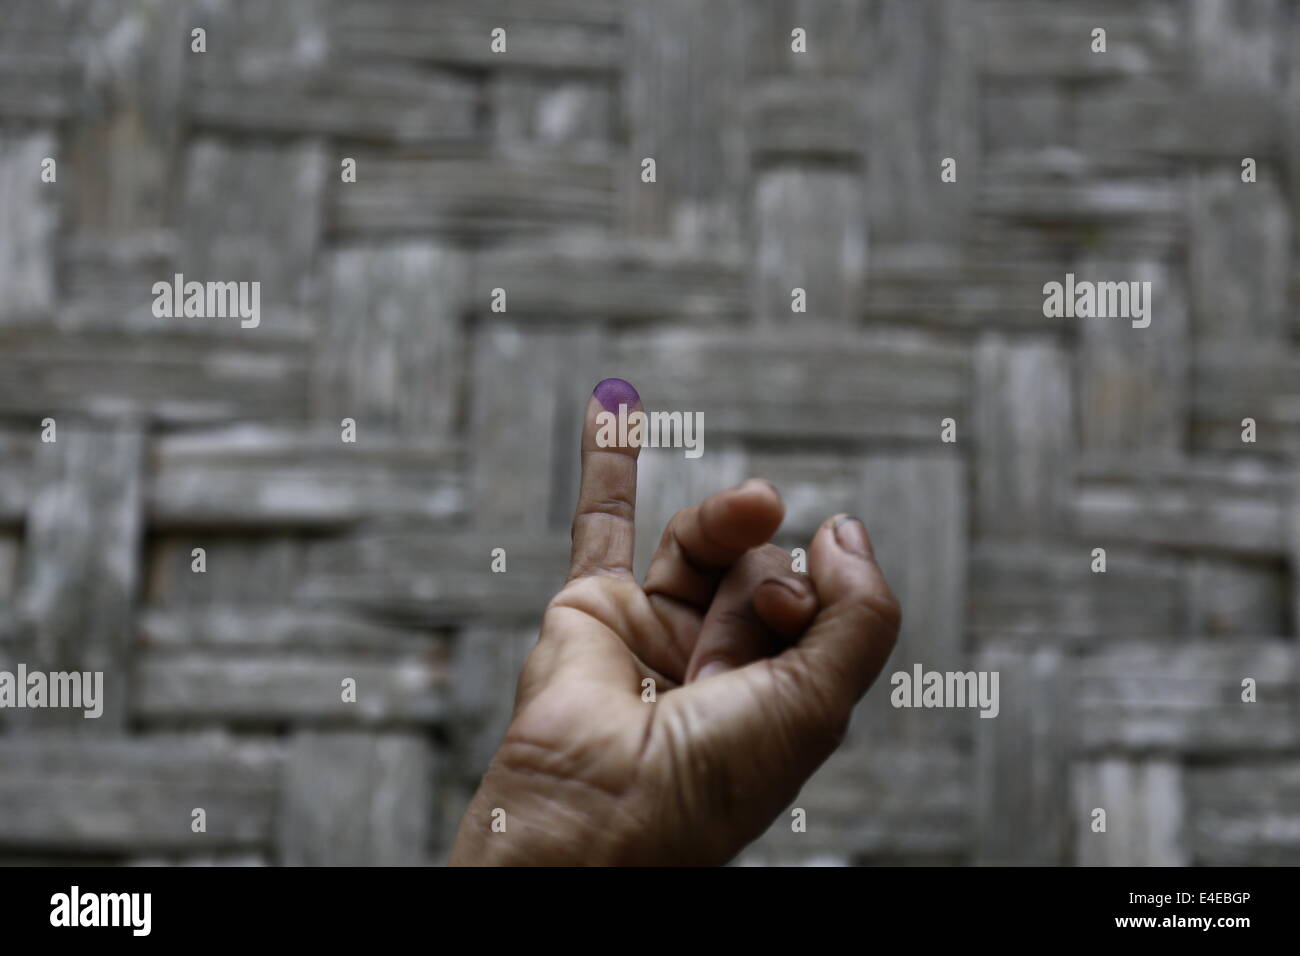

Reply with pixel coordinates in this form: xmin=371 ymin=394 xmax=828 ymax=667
xmin=592 ymin=378 xmax=640 ymax=412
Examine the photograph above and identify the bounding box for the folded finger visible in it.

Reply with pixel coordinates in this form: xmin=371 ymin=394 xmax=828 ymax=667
xmin=686 ymin=543 xmax=818 ymax=682
xmin=642 ymin=478 xmax=784 ymax=610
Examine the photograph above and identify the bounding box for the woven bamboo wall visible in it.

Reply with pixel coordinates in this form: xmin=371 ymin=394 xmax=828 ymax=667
xmin=1 ymin=0 xmax=1298 ymax=865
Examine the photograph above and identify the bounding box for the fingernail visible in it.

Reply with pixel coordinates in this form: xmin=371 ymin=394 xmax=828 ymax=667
xmin=593 ymin=378 xmax=639 ymax=412
xmin=833 ymin=515 xmax=872 ymax=558
xmin=760 ymin=576 xmax=810 ymax=600
xmin=696 ymin=660 xmax=728 ymax=681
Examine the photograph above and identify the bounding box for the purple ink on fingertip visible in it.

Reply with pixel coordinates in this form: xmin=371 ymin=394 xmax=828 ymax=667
xmin=593 ymin=378 xmax=640 ymax=412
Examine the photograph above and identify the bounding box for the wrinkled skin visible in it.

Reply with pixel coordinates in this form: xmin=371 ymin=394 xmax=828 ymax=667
xmin=451 ymin=387 xmax=901 ymax=866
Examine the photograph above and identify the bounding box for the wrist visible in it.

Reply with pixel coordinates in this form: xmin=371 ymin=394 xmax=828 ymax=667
xmin=449 ymin=770 xmax=636 ymax=866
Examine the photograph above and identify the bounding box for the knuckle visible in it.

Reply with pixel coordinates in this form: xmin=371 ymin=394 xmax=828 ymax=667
xmin=869 ymin=589 xmax=903 ymax=634
xmin=548 ymin=576 xmax=614 ymax=616
xmin=766 ymin=657 xmax=851 ymax=750
xmin=841 ymin=600 xmax=900 ymax=657
xmin=851 ymin=581 xmax=902 ymax=637
xmin=576 ymin=495 xmax=635 ymax=524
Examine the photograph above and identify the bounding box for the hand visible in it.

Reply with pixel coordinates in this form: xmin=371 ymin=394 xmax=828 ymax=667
xmin=450 ymin=379 xmax=901 ymax=865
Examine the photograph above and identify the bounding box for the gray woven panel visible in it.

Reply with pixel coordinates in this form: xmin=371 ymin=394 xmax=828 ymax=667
xmin=0 ymin=0 xmax=1297 ymax=866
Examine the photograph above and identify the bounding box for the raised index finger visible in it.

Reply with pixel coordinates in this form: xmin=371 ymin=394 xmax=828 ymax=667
xmin=567 ymin=378 xmax=642 ymax=582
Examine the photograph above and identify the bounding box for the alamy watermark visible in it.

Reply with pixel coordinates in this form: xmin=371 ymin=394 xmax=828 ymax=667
xmin=595 ymin=403 xmax=704 ymax=459
xmin=152 ymin=273 xmax=260 ymax=328
xmin=50 ymin=886 xmax=151 ymax=936
xmin=1042 ymin=273 xmax=1151 ymax=328
xmin=0 ymin=664 xmax=103 ymax=718
xmin=890 ymin=663 xmax=999 ymax=718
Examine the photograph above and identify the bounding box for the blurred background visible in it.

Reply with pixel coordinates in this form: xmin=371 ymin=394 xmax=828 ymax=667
xmin=1 ymin=0 xmax=1299 ymax=865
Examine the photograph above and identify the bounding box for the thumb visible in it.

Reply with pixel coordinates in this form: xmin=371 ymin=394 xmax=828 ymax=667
xmin=780 ymin=513 xmax=901 ymax=723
